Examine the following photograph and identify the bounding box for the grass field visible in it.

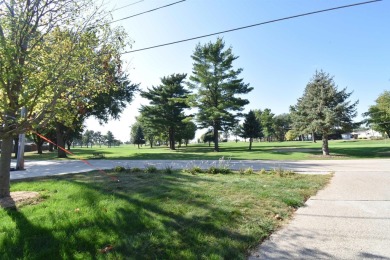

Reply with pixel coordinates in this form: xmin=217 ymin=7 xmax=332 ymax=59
xmin=24 ymin=139 xmax=390 ymax=160
xmin=1 ymin=170 xmax=331 ymax=259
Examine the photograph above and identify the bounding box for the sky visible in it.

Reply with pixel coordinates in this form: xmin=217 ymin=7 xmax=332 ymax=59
xmin=86 ymin=0 xmax=390 ymax=142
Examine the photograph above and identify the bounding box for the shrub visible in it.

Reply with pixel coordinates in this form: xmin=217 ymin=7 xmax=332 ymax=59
xmin=163 ymin=166 xmax=174 ymax=174
xmin=144 ymin=165 xmax=158 ymax=173
xmin=259 ymin=168 xmax=267 ymax=175
xmin=131 ymin=167 xmax=142 ymax=173
xmin=207 ymin=166 xmax=218 ymax=174
xmin=244 ymin=167 xmax=254 ymax=175
xmin=113 ymin=166 xmax=126 ymax=172
xmin=206 ymin=166 xmax=232 ymax=174
xmin=183 ymin=166 xmax=203 ymax=174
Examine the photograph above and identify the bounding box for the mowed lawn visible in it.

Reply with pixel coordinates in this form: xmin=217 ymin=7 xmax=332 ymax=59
xmin=24 ymin=139 xmax=390 ymax=160
xmin=1 ymin=170 xmax=331 ymax=259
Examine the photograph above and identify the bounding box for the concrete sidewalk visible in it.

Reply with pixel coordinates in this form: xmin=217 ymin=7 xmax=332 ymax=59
xmin=10 ymin=159 xmax=390 ymax=259
xmin=249 ymin=161 xmax=390 ymax=259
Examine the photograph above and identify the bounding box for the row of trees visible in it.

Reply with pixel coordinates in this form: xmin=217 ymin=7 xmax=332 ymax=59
xmin=129 ymin=38 xmax=252 ymax=151
xmin=79 ymin=130 xmax=120 ymax=148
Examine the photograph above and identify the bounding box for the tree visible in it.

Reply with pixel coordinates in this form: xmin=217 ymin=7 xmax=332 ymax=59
xmin=259 ymin=109 xmax=275 ymax=142
xmin=0 ymin=0 xmax=132 ymax=197
xmin=140 ymin=73 xmax=190 ymax=150
xmin=273 ymin=113 xmax=292 ymax=142
xmin=105 ymin=131 xmax=115 ymax=148
xmin=363 ymin=91 xmax=390 ymax=138
xmin=290 ymin=70 xmax=358 ymax=155
xmin=285 ymin=130 xmax=298 ymax=141
xmin=189 ymin=38 xmax=253 ymax=152
xmin=93 ymin=131 xmax=104 ymax=148
xmin=82 ymin=130 xmax=94 ymax=148
xmin=242 ymin=110 xmax=262 ymax=150
xmin=202 ymin=129 xmax=214 ymax=146
xmin=133 ymin=126 xmax=145 ymax=148
xmin=177 ymin=120 xmax=197 ymax=146
xmin=232 ymin=124 xmax=243 ymax=143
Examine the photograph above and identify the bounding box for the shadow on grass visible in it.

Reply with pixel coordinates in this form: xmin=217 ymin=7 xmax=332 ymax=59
xmin=3 ymin=172 xmax=262 ymax=259
xmin=2 ymin=206 xmax=64 ymax=259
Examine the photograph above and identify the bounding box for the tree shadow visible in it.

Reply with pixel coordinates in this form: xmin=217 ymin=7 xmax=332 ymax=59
xmin=3 ymin=172 xmax=259 ymax=258
xmin=1 ymin=201 xmax=65 ymax=259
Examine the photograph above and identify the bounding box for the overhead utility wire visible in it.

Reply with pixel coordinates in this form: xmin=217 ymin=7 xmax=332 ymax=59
xmin=111 ymin=0 xmax=186 ymax=24
xmin=111 ymin=0 xmax=145 ymax=12
xmin=122 ymin=0 xmax=381 ymax=54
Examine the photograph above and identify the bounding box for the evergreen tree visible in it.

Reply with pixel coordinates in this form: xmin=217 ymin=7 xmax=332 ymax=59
xmin=133 ymin=126 xmax=145 ymax=149
xmin=260 ymin=108 xmax=275 ymax=142
xmin=140 ymin=73 xmax=190 ymax=150
xmin=189 ymin=38 xmax=253 ymax=152
xmin=290 ymin=70 xmax=358 ymax=155
xmin=363 ymin=91 xmax=390 ymax=138
xmin=243 ymin=110 xmax=262 ymax=150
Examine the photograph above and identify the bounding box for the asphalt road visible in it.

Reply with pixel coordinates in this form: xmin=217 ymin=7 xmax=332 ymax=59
xmin=9 ymin=158 xmax=390 ymax=259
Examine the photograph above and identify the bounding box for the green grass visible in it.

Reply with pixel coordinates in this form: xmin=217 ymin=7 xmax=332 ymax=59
xmin=25 ymin=139 xmax=390 ymax=160
xmin=1 ymin=170 xmax=330 ymax=259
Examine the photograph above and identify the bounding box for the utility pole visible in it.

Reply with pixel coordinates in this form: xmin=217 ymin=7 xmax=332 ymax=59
xmin=16 ymin=107 xmax=26 ymax=170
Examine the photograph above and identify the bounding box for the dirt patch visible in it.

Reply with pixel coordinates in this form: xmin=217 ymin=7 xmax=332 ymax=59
xmin=0 ymin=191 xmax=40 ymax=208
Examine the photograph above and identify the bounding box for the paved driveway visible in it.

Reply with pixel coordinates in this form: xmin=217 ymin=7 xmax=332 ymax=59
xmin=10 ymin=158 xmax=390 ymax=259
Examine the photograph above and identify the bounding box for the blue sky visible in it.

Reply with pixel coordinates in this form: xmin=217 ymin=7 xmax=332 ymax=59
xmin=86 ymin=0 xmax=389 ymax=141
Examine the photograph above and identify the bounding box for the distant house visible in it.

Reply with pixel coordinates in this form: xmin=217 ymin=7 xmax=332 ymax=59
xmin=349 ymin=129 xmax=383 ymax=139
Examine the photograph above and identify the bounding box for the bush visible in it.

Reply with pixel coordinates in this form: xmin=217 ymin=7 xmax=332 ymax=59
xmin=206 ymin=166 xmax=232 ymax=174
xmin=130 ymin=167 xmax=142 ymax=173
xmin=259 ymin=168 xmax=267 ymax=175
xmin=113 ymin=166 xmax=126 ymax=172
xmin=244 ymin=167 xmax=254 ymax=175
xmin=269 ymin=167 xmax=296 ymax=177
xmin=163 ymin=166 xmax=174 ymax=174
xmin=183 ymin=166 xmax=203 ymax=174
xmin=144 ymin=165 xmax=158 ymax=173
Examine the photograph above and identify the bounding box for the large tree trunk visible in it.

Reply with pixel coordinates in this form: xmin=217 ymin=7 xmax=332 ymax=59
xmin=213 ymin=124 xmax=219 ymax=152
xmin=0 ymin=136 xmax=13 ymax=198
xmin=37 ymin=142 xmax=43 ymax=154
xmin=249 ymin=137 xmax=253 ymax=151
xmin=49 ymin=143 xmax=54 ymax=152
xmin=322 ymin=134 xmax=330 ymax=155
xmin=13 ymin=137 xmax=19 ymax=158
xmin=312 ymin=132 xmax=316 ymax=143
xmin=169 ymin=127 xmax=175 ymax=150
xmin=56 ymin=123 xmax=67 ymax=158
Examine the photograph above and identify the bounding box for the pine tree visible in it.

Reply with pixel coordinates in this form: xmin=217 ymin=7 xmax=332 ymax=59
xmin=140 ymin=73 xmax=190 ymax=150
xmin=134 ymin=126 xmax=145 ymax=149
xmin=189 ymin=38 xmax=253 ymax=152
xmin=243 ymin=110 xmax=262 ymax=150
xmin=290 ymin=70 xmax=358 ymax=155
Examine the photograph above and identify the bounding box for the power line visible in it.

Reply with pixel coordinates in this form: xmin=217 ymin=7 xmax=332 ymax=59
xmin=111 ymin=0 xmax=145 ymax=12
xmin=110 ymin=0 xmax=186 ymax=24
xmin=122 ymin=0 xmax=381 ymax=54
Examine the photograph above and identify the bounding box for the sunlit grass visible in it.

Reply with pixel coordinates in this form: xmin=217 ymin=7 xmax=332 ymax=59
xmin=1 ymin=170 xmax=331 ymax=259
xmin=24 ymin=139 xmax=390 ymax=160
